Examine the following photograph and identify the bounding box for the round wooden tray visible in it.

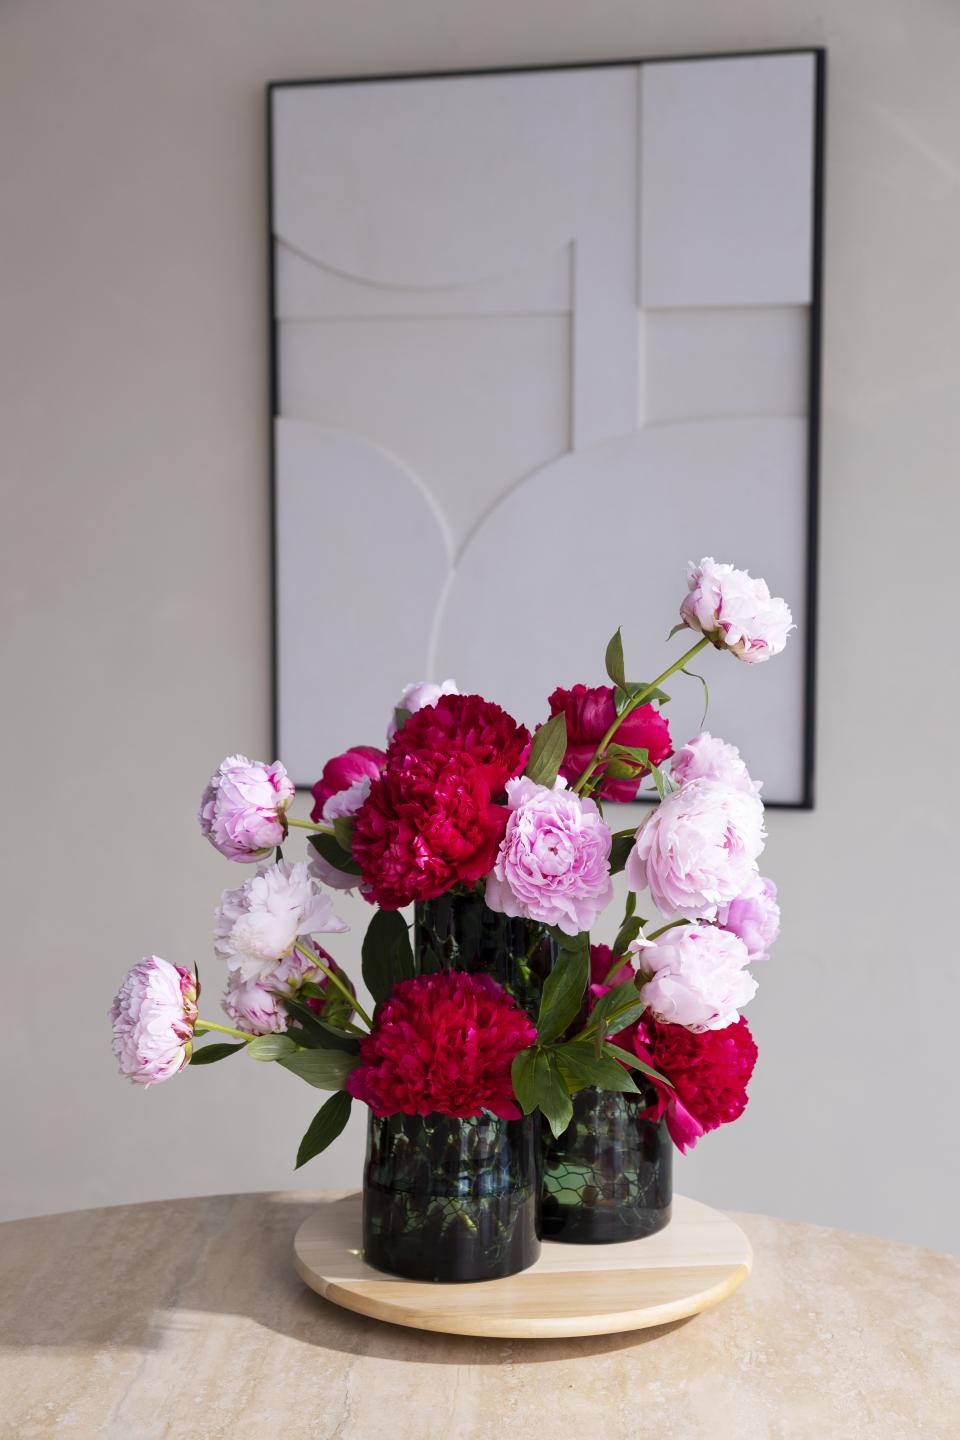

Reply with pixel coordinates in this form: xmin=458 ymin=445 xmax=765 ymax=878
xmin=294 ymin=1191 xmax=752 ymax=1339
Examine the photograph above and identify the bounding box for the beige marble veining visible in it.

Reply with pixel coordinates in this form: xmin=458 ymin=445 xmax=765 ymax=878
xmin=0 ymin=1192 xmax=957 ymax=1439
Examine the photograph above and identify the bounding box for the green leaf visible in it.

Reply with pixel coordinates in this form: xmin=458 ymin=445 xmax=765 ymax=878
xmin=611 ymin=914 xmax=643 ymax=958
xmin=361 ymin=908 xmax=415 ymax=1004
xmin=537 ymin=1052 xmax=575 ymax=1137
xmin=332 ymin=817 xmax=355 ymax=856
xmin=602 ymin=1041 xmax=674 ymax=1091
xmin=604 ymin=742 xmax=649 ymax=780
xmin=609 ymin=832 xmax=635 ymax=875
xmin=393 ymin=706 xmax=412 ymax=731
xmin=647 ymin=761 xmax=678 ymax=801
xmin=604 ymin=627 xmax=627 ymax=688
xmin=614 ymin=681 xmax=671 ymax=714
xmin=682 ymin=667 xmax=710 ymax=728
xmin=279 ymin=995 xmax=347 ymax=1050
xmin=308 ymin=831 xmax=361 ymax=877
xmin=189 ymin=1041 xmax=245 ymax=1065
xmin=295 ymin=1091 xmax=353 ymax=1168
xmin=246 ymin=1033 xmax=298 ymax=1061
xmin=554 ymin=1039 xmax=639 ymax=1093
xmin=536 ymin=938 xmax=589 ymax=1043
xmin=666 ymin=621 xmax=688 ymax=641
xmin=624 ymin=891 xmax=637 ymax=921
xmin=278 ymin=1047 xmax=359 ymax=1091
xmin=583 ymin=983 xmax=647 ymax=1039
xmin=511 ymin=1046 xmax=541 ymax=1115
xmin=523 ymin=712 xmax=568 ymax=788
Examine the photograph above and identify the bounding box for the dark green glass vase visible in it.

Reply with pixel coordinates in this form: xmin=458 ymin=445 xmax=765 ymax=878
xmin=541 ymin=1086 xmax=672 ymax=1243
xmin=414 ymin=892 xmax=554 ymax=1019
xmin=362 ymin=1111 xmax=541 ymax=1281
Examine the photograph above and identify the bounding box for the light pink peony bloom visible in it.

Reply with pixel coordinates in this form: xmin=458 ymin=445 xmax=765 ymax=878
xmin=633 ymin=924 xmax=757 ymax=1031
xmin=670 ymin=732 xmax=761 ymax=796
xmin=221 ymin=940 xmax=351 ymax=1035
xmin=626 ymin=778 xmax=765 ymax=921
xmin=680 ymin=557 xmax=793 ymax=664
xmin=386 ymin=678 xmax=459 ymax=740
xmin=485 ymin=777 xmax=613 ymax=937
xmin=110 ymin=957 xmax=198 ymax=1085
xmin=717 ymin=874 xmax=780 ymax=962
xmin=214 ymin=860 xmax=348 ymax=982
xmin=198 ymin=754 xmax=295 ymax=862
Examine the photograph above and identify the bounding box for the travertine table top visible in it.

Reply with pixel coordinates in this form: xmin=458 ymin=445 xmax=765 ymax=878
xmin=0 ymin=1191 xmax=957 ymax=1440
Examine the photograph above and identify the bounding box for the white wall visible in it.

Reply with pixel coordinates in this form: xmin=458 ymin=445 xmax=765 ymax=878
xmin=2 ymin=0 xmax=958 ymax=1253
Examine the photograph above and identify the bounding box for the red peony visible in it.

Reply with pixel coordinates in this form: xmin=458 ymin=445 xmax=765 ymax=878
xmin=346 ymin=971 xmax=537 ymax=1119
xmin=309 ymin=745 xmax=386 ymax=823
xmin=388 ymin=693 xmax=530 ymax=795
xmin=547 ymin=684 xmax=672 ymax=801
xmin=352 ymin=752 xmax=508 ymax=909
xmin=633 ymin=1015 xmax=758 ymax=1153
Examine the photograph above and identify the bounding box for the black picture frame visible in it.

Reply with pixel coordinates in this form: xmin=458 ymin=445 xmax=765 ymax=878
xmin=266 ymin=47 xmax=826 ymax=810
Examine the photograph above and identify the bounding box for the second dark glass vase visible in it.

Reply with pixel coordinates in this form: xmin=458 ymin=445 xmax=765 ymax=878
xmin=362 ymin=1111 xmax=541 ymax=1281
xmin=414 ymin=891 xmax=554 ymax=1019
xmin=541 ymin=1086 xmax=672 ymax=1243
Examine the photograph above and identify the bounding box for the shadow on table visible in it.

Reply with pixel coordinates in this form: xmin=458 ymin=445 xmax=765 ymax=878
xmin=0 ymin=1193 xmax=698 ymax=1364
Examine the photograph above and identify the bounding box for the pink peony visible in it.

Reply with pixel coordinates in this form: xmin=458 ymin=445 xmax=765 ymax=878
xmin=485 ymin=777 xmax=614 ymax=937
xmin=670 ymin=732 xmax=760 ymax=796
xmin=547 ymin=684 xmax=672 ymax=801
xmin=717 ymin=874 xmax=780 ymax=961
xmin=387 ymin=678 xmax=459 ymax=740
xmin=110 ymin=957 xmax=198 ymax=1086
xmin=626 ymin=777 xmax=765 ymax=921
xmin=680 ymin=557 xmax=793 ymax=663
xmin=198 ymin=754 xmax=295 ymax=862
xmin=214 ymin=860 xmax=347 ymax=982
xmin=310 ymin=746 xmax=386 ymax=824
xmin=353 ymin=752 xmax=507 ymax=909
xmin=222 ymin=939 xmax=353 ymax=1036
xmin=633 ymin=923 xmax=757 ymax=1031
xmin=346 ymin=971 xmax=536 ymax=1119
xmin=633 ymin=1014 xmax=758 ymax=1152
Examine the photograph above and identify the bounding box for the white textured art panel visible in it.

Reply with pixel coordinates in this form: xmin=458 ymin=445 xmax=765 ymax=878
xmin=271 ymin=54 xmax=820 ymax=801
xmin=639 ymin=55 xmax=817 ymax=308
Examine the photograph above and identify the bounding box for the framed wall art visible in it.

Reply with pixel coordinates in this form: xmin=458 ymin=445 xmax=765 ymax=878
xmin=268 ymin=50 xmax=825 ymax=805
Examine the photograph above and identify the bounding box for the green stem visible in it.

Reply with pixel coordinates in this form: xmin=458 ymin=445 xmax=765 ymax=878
xmin=572 ymin=636 xmax=711 ymax=795
xmin=294 ymin=940 xmax=373 ymax=1030
xmin=195 ymin=1019 xmax=254 ymax=1043
xmin=286 ymin=817 xmax=333 ymax=834
xmin=645 ymin=918 xmax=690 ymax=942
xmin=600 ymin=952 xmax=633 ymax=986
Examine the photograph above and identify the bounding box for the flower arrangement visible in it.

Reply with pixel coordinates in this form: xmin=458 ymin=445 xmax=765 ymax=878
xmin=111 ymin=557 xmax=790 ymax=1178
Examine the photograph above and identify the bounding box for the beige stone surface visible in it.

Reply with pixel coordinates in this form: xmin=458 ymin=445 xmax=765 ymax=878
xmin=0 ymin=1192 xmax=957 ymax=1440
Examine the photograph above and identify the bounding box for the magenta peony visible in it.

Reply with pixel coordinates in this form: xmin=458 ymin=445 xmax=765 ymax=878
xmin=634 ymin=1014 xmax=758 ymax=1152
xmin=547 ymin=684 xmax=672 ymax=800
xmin=670 ymin=731 xmax=760 ymax=795
xmin=198 ymin=754 xmax=295 ymax=862
xmin=352 ymin=753 xmax=507 ymax=909
xmin=717 ymin=874 xmax=780 ymax=961
xmin=346 ymin=971 xmax=536 ymax=1119
xmin=634 ymin=923 xmax=756 ymax=1031
xmin=626 ymin=777 xmax=765 ymax=921
xmin=222 ymin=939 xmax=353 ymax=1036
xmin=386 ymin=678 xmax=459 ymax=740
xmin=310 ymin=745 xmax=386 ymax=824
xmin=387 ymin=693 xmax=530 ymax=795
xmin=680 ymin=557 xmax=793 ymax=664
xmin=110 ymin=957 xmax=198 ymax=1086
xmin=484 ymin=777 xmax=614 ymax=936
xmin=214 ymin=860 xmax=347 ymax=982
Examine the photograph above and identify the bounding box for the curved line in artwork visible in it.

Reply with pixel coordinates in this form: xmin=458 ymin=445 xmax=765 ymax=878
xmin=274 ymin=233 xmax=574 ymax=302
xmin=285 ymin=419 xmax=456 ymax=568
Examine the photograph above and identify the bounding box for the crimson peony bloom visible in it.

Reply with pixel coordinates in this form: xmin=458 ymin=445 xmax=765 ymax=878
xmin=387 ymin=693 xmax=530 ymax=796
xmin=547 ymin=684 xmax=672 ymax=801
xmin=352 ymin=752 xmax=508 ymax=909
xmin=633 ymin=1014 xmax=758 ymax=1153
xmin=346 ymin=971 xmax=537 ymax=1119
